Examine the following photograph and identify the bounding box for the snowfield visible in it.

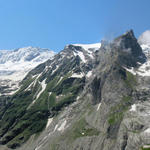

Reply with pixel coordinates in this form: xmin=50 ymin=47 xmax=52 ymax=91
xmin=73 ymin=43 xmax=101 ymax=51
xmin=0 ymin=47 xmax=55 ymax=95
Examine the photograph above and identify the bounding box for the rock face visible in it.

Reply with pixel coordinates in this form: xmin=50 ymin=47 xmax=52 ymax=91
xmin=0 ymin=30 xmax=150 ymax=150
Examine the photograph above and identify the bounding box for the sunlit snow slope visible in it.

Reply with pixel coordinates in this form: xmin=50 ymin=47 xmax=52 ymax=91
xmin=0 ymin=46 xmax=55 ymax=95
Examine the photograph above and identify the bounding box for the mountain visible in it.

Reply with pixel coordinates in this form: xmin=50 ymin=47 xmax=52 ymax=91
xmin=0 ymin=47 xmax=55 ymax=96
xmin=0 ymin=30 xmax=150 ymax=150
xmin=0 ymin=42 xmax=101 ymax=149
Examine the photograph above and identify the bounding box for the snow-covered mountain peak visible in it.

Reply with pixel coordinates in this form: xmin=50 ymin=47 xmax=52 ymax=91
xmin=0 ymin=46 xmax=55 ymax=64
xmin=0 ymin=46 xmax=55 ymax=95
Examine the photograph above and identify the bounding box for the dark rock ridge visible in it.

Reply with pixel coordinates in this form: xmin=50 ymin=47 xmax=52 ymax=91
xmin=0 ymin=30 xmax=149 ymax=150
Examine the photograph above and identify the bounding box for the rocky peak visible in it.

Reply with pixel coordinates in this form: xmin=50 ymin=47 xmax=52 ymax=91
xmin=112 ymin=30 xmax=146 ymax=67
xmin=122 ymin=29 xmax=135 ymax=38
xmin=95 ymin=30 xmax=146 ymax=70
xmin=64 ymin=44 xmax=83 ymax=51
xmin=114 ymin=30 xmax=139 ymax=51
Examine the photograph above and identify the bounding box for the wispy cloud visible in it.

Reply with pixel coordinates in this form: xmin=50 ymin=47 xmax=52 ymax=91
xmin=138 ymin=30 xmax=150 ymax=45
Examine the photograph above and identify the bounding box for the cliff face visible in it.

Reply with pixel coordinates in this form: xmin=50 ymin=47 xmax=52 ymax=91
xmin=0 ymin=30 xmax=150 ymax=150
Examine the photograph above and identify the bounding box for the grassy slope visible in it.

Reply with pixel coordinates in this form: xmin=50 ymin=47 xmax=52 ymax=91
xmin=0 ymin=70 xmax=85 ymax=148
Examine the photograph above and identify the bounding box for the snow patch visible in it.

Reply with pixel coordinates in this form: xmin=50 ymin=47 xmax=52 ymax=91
xmin=54 ymin=124 xmax=59 ymax=132
xmin=77 ymin=51 xmax=86 ymax=63
xmin=35 ymin=145 xmax=42 ymax=150
xmin=123 ymin=67 xmax=136 ymax=75
xmin=53 ymin=119 xmax=67 ymax=132
xmin=137 ymin=61 xmax=150 ymax=76
xmin=137 ymin=62 xmax=142 ymax=65
xmin=51 ymin=65 xmax=59 ymax=74
xmin=130 ymin=104 xmax=137 ymax=112
xmin=141 ymin=44 xmax=150 ymax=50
xmin=86 ymin=71 xmax=92 ymax=78
xmin=25 ymin=82 xmax=34 ymax=91
xmin=97 ymin=103 xmax=101 ymax=111
xmin=73 ymin=51 xmax=77 ymax=57
xmin=71 ymin=73 xmax=84 ymax=78
xmin=33 ymin=73 xmax=42 ymax=87
xmin=144 ymin=128 xmax=150 ymax=133
xmin=7 ymin=88 xmax=19 ymax=95
xmin=77 ymin=96 xmax=80 ymax=100
xmin=46 ymin=118 xmax=53 ymax=129
xmin=57 ymin=120 xmax=67 ymax=131
xmin=57 ymin=77 xmax=63 ymax=85
xmin=36 ymin=79 xmax=47 ymax=100
xmin=44 ymin=66 xmax=51 ymax=73
xmin=124 ymin=64 xmax=150 ymax=77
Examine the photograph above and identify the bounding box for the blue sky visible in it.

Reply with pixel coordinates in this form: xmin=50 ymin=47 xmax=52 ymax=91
xmin=0 ymin=0 xmax=149 ymax=52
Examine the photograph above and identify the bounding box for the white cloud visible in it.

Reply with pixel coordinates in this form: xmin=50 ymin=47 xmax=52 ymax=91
xmin=138 ymin=30 xmax=150 ymax=45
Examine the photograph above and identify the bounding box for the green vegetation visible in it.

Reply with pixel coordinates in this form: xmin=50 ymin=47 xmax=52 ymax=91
xmin=52 ymin=94 xmax=75 ymax=111
xmin=65 ymin=118 xmax=99 ymax=142
xmin=50 ymin=143 xmax=59 ymax=150
xmin=18 ymin=76 xmax=35 ymax=93
xmin=141 ymin=147 xmax=150 ymax=150
xmin=48 ymin=117 xmax=99 ymax=150
xmin=108 ymin=96 xmax=132 ymax=125
xmin=108 ymin=111 xmax=124 ymax=125
xmin=0 ymin=51 xmax=87 ymax=149
xmin=46 ymin=76 xmax=60 ymax=92
xmin=108 ymin=69 xmax=136 ymax=126
xmin=0 ymin=68 xmax=85 ymax=148
xmin=0 ymin=78 xmax=47 ymax=148
xmin=72 ymin=118 xmax=99 ymax=139
xmin=124 ymin=70 xmax=137 ymax=89
xmin=48 ymin=93 xmax=56 ymax=107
